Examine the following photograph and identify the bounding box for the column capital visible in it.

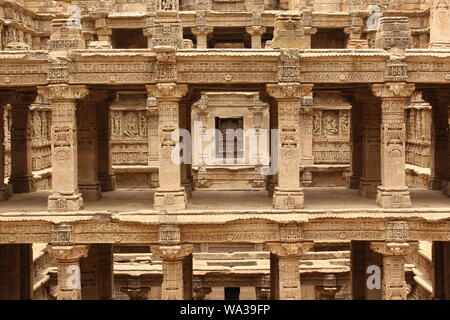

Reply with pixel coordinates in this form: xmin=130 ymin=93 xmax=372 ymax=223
xmin=371 ymin=83 xmax=415 ymax=99
xmin=191 ymin=26 xmax=214 ymax=36
xmin=265 ymin=242 xmax=314 ymax=257
xmin=150 ymin=244 xmax=194 ymax=260
xmin=38 ymin=84 xmax=89 ymax=101
xmin=370 ymin=241 xmax=419 ymax=256
xmin=266 ymin=83 xmax=313 ymax=100
xmin=246 ymin=26 xmax=266 ymax=36
xmin=48 ymin=245 xmax=89 ymax=261
xmin=146 ymin=83 xmax=189 ymax=100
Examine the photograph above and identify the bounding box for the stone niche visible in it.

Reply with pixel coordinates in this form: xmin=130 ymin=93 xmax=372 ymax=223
xmin=110 ymin=93 xmax=158 ymax=188
xmin=307 ymin=92 xmax=351 ymax=187
xmin=191 ymin=92 xmax=270 ymax=190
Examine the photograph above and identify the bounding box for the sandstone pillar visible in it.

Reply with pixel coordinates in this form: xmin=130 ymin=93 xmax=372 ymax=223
xmin=38 ymin=85 xmax=89 ymax=211
xmin=0 ymin=96 xmax=12 ymax=200
xmin=179 ymin=100 xmax=192 ymax=198
xmin=191 ymin=26 xmax=213 ymax=49
xmin=370 ymin=241 xmax=418 ymax=300
xmin=97 ymin=95 xmax=116 ymax=192
xmin=9 ymin=92 xmax=36 ymax=193
xmin=246 ymin=26 xmax=266 ymax=49
xmin=80 ymin=244 xmax=98 ymax=300
xmin=350 ymin=100 xmax=363 ymax=189
xmin=266 ymin=83 xmax=313 ymax=209
xmin=77 ymin=92 xmax=104 ymax=200
xmin=432 ymin=241 xmax=450 ymax=299
xmin=266 ymin=242 xmax=314 ymax=300
xmin=427 ymin=91 xmax=450 ymax=194
xmin=80 ymin=244 xmax=113 ymax=300
xmin=299 ymin=94 xmax=314 ymax=166
xmin=146 ymin=83 xmax=189 ymax=210
xmin=0 ymin=244 xmax=33 ymax=300
xmin=355 ymin=90 xmax=381 ymax=197
xmin=429 ymin=0 xmax=450 ymax=48
xmin=371 ymin=83 xmax=415 ymax=208
xmin=150 ymin=244 xmax=194 ymax=300
xmin=48 ymin=245 xmax=89 ymax=300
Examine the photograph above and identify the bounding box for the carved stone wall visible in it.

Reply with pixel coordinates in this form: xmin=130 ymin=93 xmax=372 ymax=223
xmin=305 ymin=92 xmax=351 ymax=187
xmin=110 ymin=93 xmax=155 ymax=188
xmin=191 ymin=92 xmax=270 ymax=190
xmin=405 ymin=92 xmax=431 ymax=169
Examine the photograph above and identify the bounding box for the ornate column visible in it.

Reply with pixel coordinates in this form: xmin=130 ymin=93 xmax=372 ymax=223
xmin=356 ymin=90 xmax=381 ymax=198
xmin=266 ymin=83 xmax=313 ymax=209
xmin=370 ymin=241 xmax=418 ymax=300
xmin=150 ymin=244 xmax=194 ymax=300
xmin=77 ymin=91 xmax=105 ymax=200
xmin=38 ymin=85 xmax=89 ymax=211
xmin=0 ymin=95 xmax=12 ymax=200
xmin=48 ymin=245 xmax=89 ymax=300
xmin=266 ymin=242 xmax=314 ymax=300
xmin=299 ymin=92 xmax=314 ymax=166
xmin=191 ymin=26 xmax=213 ymax=49
xmin=371 ymin=83 xmax=415 ymax=208
xmin=346 ymin=93 xmax=363 ymax=189
xmin=97 ymin=94 xmax=116 ymax=192
xmin=246 ymin=26 xmax=266 ymax=49
xmin=146 ymin=83 xmax=189 ymax=210
xmin=80 ymin=243 xmax=98 ymax=300
xmin=9 ymin=92 xmax=36 ymax=193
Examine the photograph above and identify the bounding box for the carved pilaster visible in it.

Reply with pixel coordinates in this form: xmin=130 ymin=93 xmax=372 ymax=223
xmin=370 ymin=241 xmax=419 ymax=300
xmin=265 ymin=242 xmax=314 ymax=300
xmin=47 ymin=245 xmax=89 ymax=300
xmin=147 ymin=83 xmax=189 ymax=210
xmin=150 ymin=244 xmax=194 ymax=300
xmin=371 ymin=83 xmax=415 ymax=208
xmin=8 ymin=92 xmax=37 ymax=193
xmin=266 ymin=83 xmax=313 ymax=209
xmin=354 ymin=89 xmax=381 ymax=198
xmin=77 ymin=91 xmax=106 ymax=200
xmin=245 ymin=26 xmax=266 ymax=49
xmin=38 ymin=84 xmax=89 ymax=211
xmin=97 ymin=93 xmax=116 ymax=192
xmin=191 ymin=26 xmax=213 ymax=49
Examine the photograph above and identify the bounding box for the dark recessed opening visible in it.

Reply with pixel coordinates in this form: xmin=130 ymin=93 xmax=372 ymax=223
xmin=209 ymin=27 xmax=250 ymax=49
xmin=111 ymin=29 xmax=147 ymax=49
xmin=215 ymin=117 xmax=244 ymax=160
xmin=224 ymin=287 xmax=240 ymax=300
xmin=311 ymin=28 xmax=348 ymax=49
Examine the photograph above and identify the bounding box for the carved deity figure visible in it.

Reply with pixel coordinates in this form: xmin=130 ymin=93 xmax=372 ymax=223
xmin=313 ymin=112 xmax=321 ymax=135
xmin=340 ymin=112 xmax=349 ymax=135
xmin=124 ymin=112 xmax=139 ymax=137
xmin=140 ymin=112 xmax=148 ymax=136
xmin=322 ymin=112 xmax=338 ymax=136
xmin=112 ymin=112 xmax=121 ymax=136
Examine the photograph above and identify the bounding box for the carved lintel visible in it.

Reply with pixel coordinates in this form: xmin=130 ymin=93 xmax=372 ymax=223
xmin=51 ymin=223 xmax=73 ymax=245
xmin=280 ymin=223 xmax=303 ymax=243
